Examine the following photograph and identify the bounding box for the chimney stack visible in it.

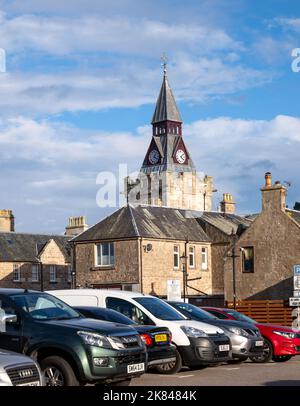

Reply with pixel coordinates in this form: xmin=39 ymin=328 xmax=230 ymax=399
xmin=65 ymin=216 xmax=88 ymax=237
xmin=261 ymin=172 xmax=286 ymax=212
xmin=220 ymin=193 xmax=236 ymax=214
xmin=0 ymin=210 xmax=14 ymax=232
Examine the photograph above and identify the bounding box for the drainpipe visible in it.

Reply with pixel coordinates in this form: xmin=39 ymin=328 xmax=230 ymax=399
xmin=139 ymin=238 xmax=143 ymax=293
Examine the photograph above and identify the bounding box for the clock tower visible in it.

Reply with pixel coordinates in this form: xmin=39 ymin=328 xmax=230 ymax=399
xmin=125 ymin=65 xmax=213 ymax=211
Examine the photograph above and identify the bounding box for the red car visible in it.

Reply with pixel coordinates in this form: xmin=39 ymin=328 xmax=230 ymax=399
xmin=203 ymin=307 xmax=300 ymax=363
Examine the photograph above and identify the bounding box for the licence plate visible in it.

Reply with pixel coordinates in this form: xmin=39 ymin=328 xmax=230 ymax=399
xmin=17 ymin=381 xmax=40 ymax=386
xmin=255 ymin=340 xmax=264 ymax=347
xmin=155 ymin=334 xmax=168 ymax=343
xmin=127 ymin=363 xmax=145 ymax=374
xmin=219 ymin=344 xmax=230 ymax=352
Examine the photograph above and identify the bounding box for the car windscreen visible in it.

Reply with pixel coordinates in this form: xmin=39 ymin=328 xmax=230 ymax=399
xmin=173 ymin=303 xmax=217 ymax=321
xmin=79 ymin=308 xmax=137 ymax=325
xmin=134 ymin=297 xmax=186 ymax=321
xmin=226 ymin=310 xmax=255 ymax=324
xmin=11 ymin=293 xmax=82 ymax=320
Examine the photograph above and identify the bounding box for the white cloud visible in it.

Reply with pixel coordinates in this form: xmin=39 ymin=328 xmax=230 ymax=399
xmin=0 ymin=114 xmax=300 ymax=233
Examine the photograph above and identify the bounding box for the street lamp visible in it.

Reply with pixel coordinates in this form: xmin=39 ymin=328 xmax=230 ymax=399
xmin=180 ymin=254 xmax=188 ymax=302
xmin=71 ymin=271 xmax=76 ymax=289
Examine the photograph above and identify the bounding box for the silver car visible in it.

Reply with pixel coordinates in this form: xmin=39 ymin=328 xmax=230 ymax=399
xmin=168 ymin=302 xmax=264 ymax=362
xmin=0 ymin=349 xmax=44 ymax=386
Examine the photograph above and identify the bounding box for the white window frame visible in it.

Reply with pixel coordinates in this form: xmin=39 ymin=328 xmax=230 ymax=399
xmin=96 ymin=243 xmax=115 ymax=267
xmin=189 ymin=246 xmax=195 ymax=269
xmin=201 ymin=247 xmax=208 ymax=270
xmin=13 ymin=264 xmax=21 ymax=282
xmin=49 ymin=265 xmax=57 ymax=283
xmin=31 ymin=264 xmax=39 ymax=282
xmin=174 ymin=245 xmax=180 ymax=270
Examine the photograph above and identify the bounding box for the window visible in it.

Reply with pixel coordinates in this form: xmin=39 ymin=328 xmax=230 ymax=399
xmin=201 ymin=247 xmax=208 ymax=270
xmin=242 ymin=247 xmax=254 ymax=273
xmin=189 ymin=246 xmax=195 ymax=268
xmin=106 ymin=297 xmax=154 ymax=325
xmin=49 ymin=265 xmax=57 ymax=283
xmin=134 ymin=297 xmax=186 ymax=321
xmin=174 ymin=245 xmax=180 ymax=269
xmin=32 ymin=264 xmax=39 ymax=282
xmin=96 ymin=243 xmax=115 ymax=267
xmin=159 ymin=179 xmax=163 ymax=201
xmin=13 ymin=264 xmax=21 ymax=282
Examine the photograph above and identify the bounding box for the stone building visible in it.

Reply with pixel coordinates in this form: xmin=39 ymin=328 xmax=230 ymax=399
xmin=125 ymin=67 xmax=213 ymax=211
xmin=0 ymin=232 xmax=71 ymax=290
xmin=73 ymin=205 xmax=214 ymax=297
xmin=224 ymin=172 xmax=300 ymax=301
xmin=0 ymin=214 xmax=88 ymax=290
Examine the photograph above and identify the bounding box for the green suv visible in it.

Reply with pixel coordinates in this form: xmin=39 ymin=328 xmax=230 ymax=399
xmin=0 ymin=289 xmax=147 ymax=386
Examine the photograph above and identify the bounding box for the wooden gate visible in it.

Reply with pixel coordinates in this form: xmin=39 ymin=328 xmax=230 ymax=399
xmin=226 ymin=300 xmax=293 ymax=326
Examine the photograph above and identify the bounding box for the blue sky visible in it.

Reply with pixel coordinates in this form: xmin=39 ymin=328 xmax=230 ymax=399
xmin=0 ymin=0 xmax=300 ymax=233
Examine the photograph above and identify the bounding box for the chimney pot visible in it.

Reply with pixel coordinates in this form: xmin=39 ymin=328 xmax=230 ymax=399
xmin=265 ymin=172 xmax=272 ymax=188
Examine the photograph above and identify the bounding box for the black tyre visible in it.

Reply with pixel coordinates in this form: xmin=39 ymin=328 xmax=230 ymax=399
xmin=249 ymin=338 xmax=273 ymax=363
xmin=40 ymin=356 xmax=79 ymax=386
xmin=155 ymin=349 xmax=182 ymax=374
xmin=272 ymin=355 xmax=292 ymax=363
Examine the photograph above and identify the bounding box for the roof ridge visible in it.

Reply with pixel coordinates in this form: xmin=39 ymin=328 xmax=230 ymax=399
xmin=128 ymin=205 xmax=140 ymax=236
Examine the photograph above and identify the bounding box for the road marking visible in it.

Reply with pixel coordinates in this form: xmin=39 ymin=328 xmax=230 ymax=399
xmin=177 ymin=375 xmax=194 ymax=378
xmin=225 ymin=367 xmax=240 ymax=370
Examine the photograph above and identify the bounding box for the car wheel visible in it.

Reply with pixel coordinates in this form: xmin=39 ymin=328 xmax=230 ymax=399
xmin=227 ymin=356 xmax=248 ymax=364
xmin=155 ymin=349 xmax=182 ymax=374
xmin=272 ymin=355 xmax=292 ymax=363
xmin=40 ymin=356 xmax=79 ymax=386
xmin=249 ymin=338 xmax=273 ymax=363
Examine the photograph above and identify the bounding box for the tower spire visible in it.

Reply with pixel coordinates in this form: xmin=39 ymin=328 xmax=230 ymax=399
xmin=152 ymin=58 xmax=182 ymax=125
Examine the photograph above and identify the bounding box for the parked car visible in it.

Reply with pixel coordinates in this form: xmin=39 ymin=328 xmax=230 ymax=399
xmin=167 ymin=301 xmax=264 ymax=363
xmin=203 ymin=307 xmax=300 ymax=363
xmin=0 ymin=289 xmax=147 ymax=386
xmin=0 ymin=349 xmax=44 ymax=386
xmin=73 ymin=306 xmax=177 ymax=370
xmin=49 ymin=289 xmax=232 ymax=374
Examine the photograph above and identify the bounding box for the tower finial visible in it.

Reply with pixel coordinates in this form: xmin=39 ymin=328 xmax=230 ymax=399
xmin=161 ymin=53 xmax=168 ymax=75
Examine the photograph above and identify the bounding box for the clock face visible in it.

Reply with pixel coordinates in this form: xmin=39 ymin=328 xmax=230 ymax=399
xmin=148 ymin=149 xmax=160 ymax=165
xmin=175 ymin=149 xmax=186 ymax=164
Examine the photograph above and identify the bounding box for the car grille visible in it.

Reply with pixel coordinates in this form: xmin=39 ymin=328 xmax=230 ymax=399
xmin=244 ymin=329 xmax=260 ymax=337
xmin=5 ymin=364 xmax=40 ymax=386
xmin=117 ymin=354 xmax=144 ymax=365
xmin=119 ymin=335 xmax=140 ymax=348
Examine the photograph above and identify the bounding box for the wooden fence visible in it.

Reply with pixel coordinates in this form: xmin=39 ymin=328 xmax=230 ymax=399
xmin=226 ymin=300 xmax=293 ymax=326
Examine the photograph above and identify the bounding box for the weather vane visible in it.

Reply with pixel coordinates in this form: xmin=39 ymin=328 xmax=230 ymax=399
xmin=161 ymin=53 xmax=168 ymax=75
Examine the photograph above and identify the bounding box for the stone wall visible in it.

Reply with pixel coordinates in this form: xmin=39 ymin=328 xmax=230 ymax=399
xmin=224 ymin=210 xmax=300 ymax=301
xmin=75 ymin=239 xmax=140 ymax=288
xmin=140 ymin=239 xmax=212 ymax=296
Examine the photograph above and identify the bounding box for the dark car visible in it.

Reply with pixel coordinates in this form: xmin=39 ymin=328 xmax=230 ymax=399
xmin=203 ymin=307 xmax=300 ymax=363
xmin=168 ymin=301 xmax=264 ymax=362
xmin=73 ymin=306 xmax=177 ymax=370
xmin=0 ymin=289 xmax=147 ymax=386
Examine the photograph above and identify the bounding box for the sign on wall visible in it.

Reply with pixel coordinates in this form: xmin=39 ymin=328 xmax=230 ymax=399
xmin=167 ymin=280 xmax=181 ymax=301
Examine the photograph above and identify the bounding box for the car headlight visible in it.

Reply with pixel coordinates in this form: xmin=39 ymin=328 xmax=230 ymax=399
xmin=227 ymin=327 xmax=249 ymax=337
xmin=273 ymin=331 xmax=297 ymax=339
xmin=77 ymin=331 xmax=125 ymax=349
xmin=181 ymin=326 xmax=208 ymax=338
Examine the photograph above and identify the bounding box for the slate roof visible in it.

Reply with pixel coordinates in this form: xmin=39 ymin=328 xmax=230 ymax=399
xmin=196 ymin=212 xmax=253 ymax=236
xmin=286 ymin=209 xmax=300 ymax=227
xmin=152 ymin=73 xmax=182 ymax=124
xmin=0 ymin=233 xmax=71 ymax=262
xmin=73 ymin=205 xmax=211 ymax=243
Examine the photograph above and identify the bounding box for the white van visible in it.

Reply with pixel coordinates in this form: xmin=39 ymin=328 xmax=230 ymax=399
xmin=48 ymin=289 xmax=231 ymax=373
